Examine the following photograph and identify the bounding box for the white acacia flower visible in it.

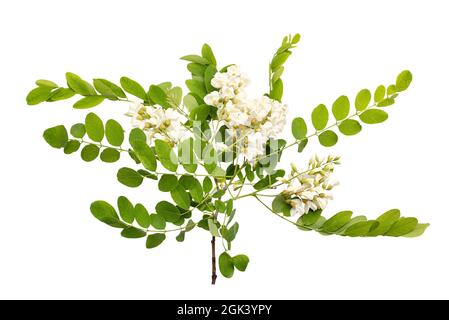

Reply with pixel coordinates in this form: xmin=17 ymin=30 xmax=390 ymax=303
xmin=125 ymin=103 xmax=186 ymax=145
xmin=280 ymin=155 xmax=340 ymax=217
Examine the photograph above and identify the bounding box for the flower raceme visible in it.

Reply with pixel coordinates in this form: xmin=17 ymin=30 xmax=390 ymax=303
xmin=280 ymin=155 xmax=340 ymax=217
xmin=205 ymin=65 xmax=288 ymax=162
xmin=26 ymin=33 xmax=429 ymax=284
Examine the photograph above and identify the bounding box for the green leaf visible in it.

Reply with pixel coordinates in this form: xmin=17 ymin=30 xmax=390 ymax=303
xmin=66 ymin=72 xmax=96 ymax=96
xmin=150 ymin=214 xmax=166 ymax=230
xmin=377 ymin=98 xmax=395 ymax=107
xmin=291 ymin=117 xmax=307 ymax=140
xmin=202 ymin=43 xmax=217 ymax=65
xmin=271 ymin=51 xmax=291 ymax=70
xmin=203 ymin=176 xmax=213 ymax=193
xmin=105 ymin=119 xmax=124 ymax=146
xmin=183 ymin=94 xmax=199 ymax=112
xmin=355 ymin=89 xmax=371 ymax=111
xmin=90 ymin=200 xmax=125 ymax=228
xmin=344 ymin=220 xmax=379 ymax=237
xmin=387 ymin=85 xmax=397 ymax=95
xmin=222 ymin=222 xmax=239 ymax=242
xmin=311 ymin=104 xmax=329 ymax=130
xmin=297 ymin=139 xmax=308 ymax=153
xmin=134 ymin=204 xmax=151 ymax=228
xmin=338 ymin=119 xmax=362 ymax=136
xmin=120 ymin=76 xmax=147 ymax=101
xmin=359 ymin=109 xmax=388 ymax=124
xmin=298 ymin=210 xmax=322 ymax=226
xmin=85 ymin=113 xmax=104 ymax=142
xmin=130 ymin=139 xmax=157 ymax=172
xmin=158 ymin=174 xmax=178 ymax=192
xmin=93 ymin=79 xmax=126 ymax=99
xmin=292 ymin=33 xmax=301 ymax=44
xmin=332 ymin=95 xmax=350 ymax=121
xmin=81 ymin=144 xmax=100 ymax=162
xmin=219 ymin=252 xmax=234 ymax=278
xmin=318 ymin=130 xmax=338 ymax=147
xmin=374 ymin=85 xmax=386 ymax=103
xmin=36 ymin=79 xmax=58 ymax=88
xmin=167 ymin=87 xmax=183 ymax=107
xmin=155 ymin=140 xmax=178 ymax=172
xmin=180 ymin=54 xmax=209 ymax=65
xmin=272 ymin=195 xmax=291 ymax=216
xmin=385 ymin=217 xmax=418 ymax=236
xmin=129 ymin=128 xmax=146 ymax=144
xmin=155 ymin=201 xmax=180 ymax=223
xmin=396 ymin=70 xmax=413 ymax=92
xmin=146 ymin=233 xmax=166 ymax=249
xmin=185 ymin=79 xmax=206 ymax=98
xmin=187 ymin=63 xmax=207 ymax=76
xmin=178 ymin=138 xmax=198 ymax=173
xmin=70 ymin=123 xmax=86 ymax=138
xmin=232 ymin=255 xmax=249 ymax=272
xmin=171 ymin=185 xmax=191 ymax=210
xmin=208 ymin=219 xmax=220 ymax=237
xmin=368 ymin=209 xmax=401 ymax=236
xmin=43 ymin=125 xmax=68 ymax=149
xmin=403 ymin=223 xmax=429 ymax=238
xmin=117 ymin=196 xmax=134 ymax=224
xmin=321 ymin=211 xmax=353 ymax=233
xmin=270 ymin=79 xmax=283 ymax=102
xmin=204 ymin=65 xmax=217 ymax=93
xmin=26 ymin=86 xmax=53 ymax=105
xmin=64 ymin=140 xmax=81 ymax=154
xmin=73 ymin=96 xmax=105 ymax=109
xmin=48 ymin=88 xmax=76 ymax=101
xmin=121 ymin=227 xmax=146 ymax=239
xmin=100 ymin=148 xmax=120 ymax=163
xmin=117 ymin=167 xmax=143 ymax=188
xmin=148 ymin=85 xmax=169 ymax=108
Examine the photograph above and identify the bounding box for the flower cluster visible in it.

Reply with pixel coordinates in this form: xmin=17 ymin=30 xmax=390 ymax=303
xmin=125 ymin=103 xmax=186 ymax=144
xmin=280 ymin=155 xmax=340 ymax=216
xmin=204 ymin=65 xmax=288 ymax=162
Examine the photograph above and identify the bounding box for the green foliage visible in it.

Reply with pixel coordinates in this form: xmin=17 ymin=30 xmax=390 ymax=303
xmin=43 ymin=125 xmax=68 ymax=149
xmin=105 ymin=120 xmax=124 ymax=146
xmin=311 ymin=104 xmax=329 ymax=130
xmin=359 ymin=109 xmax=388 ymax=124
xmin=120 ymin=76 xmax=148 ymax=101
xmin=295 ymin=209 xmax=427 ymax=237
xmin=117 ymin=167 xmax=144 ymax=188
xmin=318 ymin=130 xmax=338 ymax=147
xmin=291 ymin=117 xmax=307 ymax=140
xmin=85 ymin=113 xmax=104 ymax=142
xmin=66 ymin=72 xmax=96 ymax=96
xmin=73 ymin=96 xmax=105 ymax=109
xmin=155 ymin=139 xmax=178 ymax=172
xmin=121 ymin=227 xmax=147 ymax=239
xmin=146 ymin=233 xmax=166 ymax=249
xmin=100 ymin=148 xmax=120 ymax=163
xmin=290 ymin=70 xmax=412 ymax=150
xmin=158 ymin=174 xmax=178 ymax=192
xmin=155 ymin=201 xmax=180 ymax=223
xmin=81 ymin=144 xmax=100 ymax=162
xmin=332 ymin=95 xmax=350 ymax=121
xmin=117 ymin=196 xmax=134 ymax=224
xmin=269 ymin=33 xmax=300 ymax=101
xmin=90 ymin=200 xmax=125 ymax=228
xmin=219 ymin=252 xmax=234 ymax=278
xmin=232 ymin=255 xmax=249 ymax=272
xmin=135 ymin=204 xmax=151 ymax=228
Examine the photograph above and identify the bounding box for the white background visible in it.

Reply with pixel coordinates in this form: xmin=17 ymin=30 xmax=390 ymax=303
xmin=1 ymin=0 xmax=448 ymax=299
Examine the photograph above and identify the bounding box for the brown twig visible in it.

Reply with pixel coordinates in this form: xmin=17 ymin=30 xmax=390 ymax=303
xmin=211 ymin=236 xmax=217 ymax=285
